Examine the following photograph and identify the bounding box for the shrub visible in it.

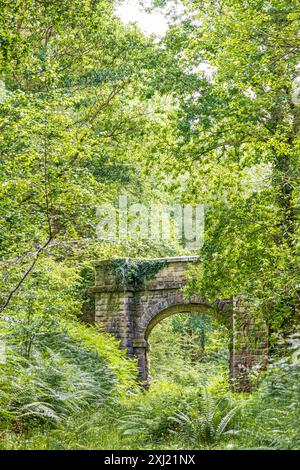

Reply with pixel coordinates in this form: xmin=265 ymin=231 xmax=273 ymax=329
xmin=169 ymin=390 xmax=239 ymax=447
xmin=0 ymin=318 xmax=137 ymax=430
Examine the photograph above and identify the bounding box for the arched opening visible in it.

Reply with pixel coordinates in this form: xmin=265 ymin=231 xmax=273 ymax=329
xmin=145 ymin=304 xmax=212 ymax=340
xmin=143 ymin=305 xmax=231 ymax=387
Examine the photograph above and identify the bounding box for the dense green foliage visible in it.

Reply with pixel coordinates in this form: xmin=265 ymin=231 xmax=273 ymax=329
xmin=159 ymin=0 xmax=300 ymax=339
xmin=0 ymin=0 xmax=299 ymax=450
xmin=112 ymin=258 xmax=167 ymax=289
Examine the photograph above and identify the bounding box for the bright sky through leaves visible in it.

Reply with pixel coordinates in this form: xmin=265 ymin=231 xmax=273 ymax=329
xmin=116 ymin=0 xmax=169 ymax=36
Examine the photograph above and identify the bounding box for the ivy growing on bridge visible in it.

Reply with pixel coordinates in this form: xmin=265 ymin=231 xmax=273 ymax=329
xmin=111 ymin=259 xmax=167 ymax=290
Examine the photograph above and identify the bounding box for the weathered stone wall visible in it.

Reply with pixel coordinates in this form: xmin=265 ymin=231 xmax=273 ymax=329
xmin=90 ymin=257 xmax=269 ymax=391
xmin=231 ymin=298 xmax=269 ymax=390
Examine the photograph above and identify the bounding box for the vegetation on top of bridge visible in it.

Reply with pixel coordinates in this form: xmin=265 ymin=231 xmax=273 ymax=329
xmin=111 ymin=258 xmax=167 ymax=290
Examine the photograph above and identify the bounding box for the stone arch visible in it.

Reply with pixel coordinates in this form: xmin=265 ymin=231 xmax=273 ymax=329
xmin=90 ymin=257 xmax=269 ymax=391
xmin=144 ymin=303 xmax=213 ymax=340
xmin=138 ymin=302 xmax=222 ymax=387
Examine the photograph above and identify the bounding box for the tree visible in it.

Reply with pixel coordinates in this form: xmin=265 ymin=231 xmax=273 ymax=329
xmin=152 ymin=0 xmax=300 ymax=337
xmin=0 ymin=0 xmax=178 ymax=312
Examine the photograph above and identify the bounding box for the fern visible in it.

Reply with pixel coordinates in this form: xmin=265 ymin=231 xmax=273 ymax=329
xmin=169 ymin=390 xmax=239 ymax=446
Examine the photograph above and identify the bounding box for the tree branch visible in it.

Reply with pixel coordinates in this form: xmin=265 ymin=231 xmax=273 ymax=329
xmin=0 ymin=237 xmax=53 ymax=314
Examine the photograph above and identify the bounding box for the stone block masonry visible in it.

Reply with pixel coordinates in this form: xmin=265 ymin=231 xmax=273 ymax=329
xmin=89 ymin=257 xmax=269 ymax=391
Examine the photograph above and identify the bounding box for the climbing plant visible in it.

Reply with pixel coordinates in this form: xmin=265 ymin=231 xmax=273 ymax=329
xmin=111 ymin=258 xmax=167 ymax=290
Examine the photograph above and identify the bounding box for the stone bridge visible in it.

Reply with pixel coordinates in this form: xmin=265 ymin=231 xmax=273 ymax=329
xmin=89 ymin=256 xmax=269 ymax=391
